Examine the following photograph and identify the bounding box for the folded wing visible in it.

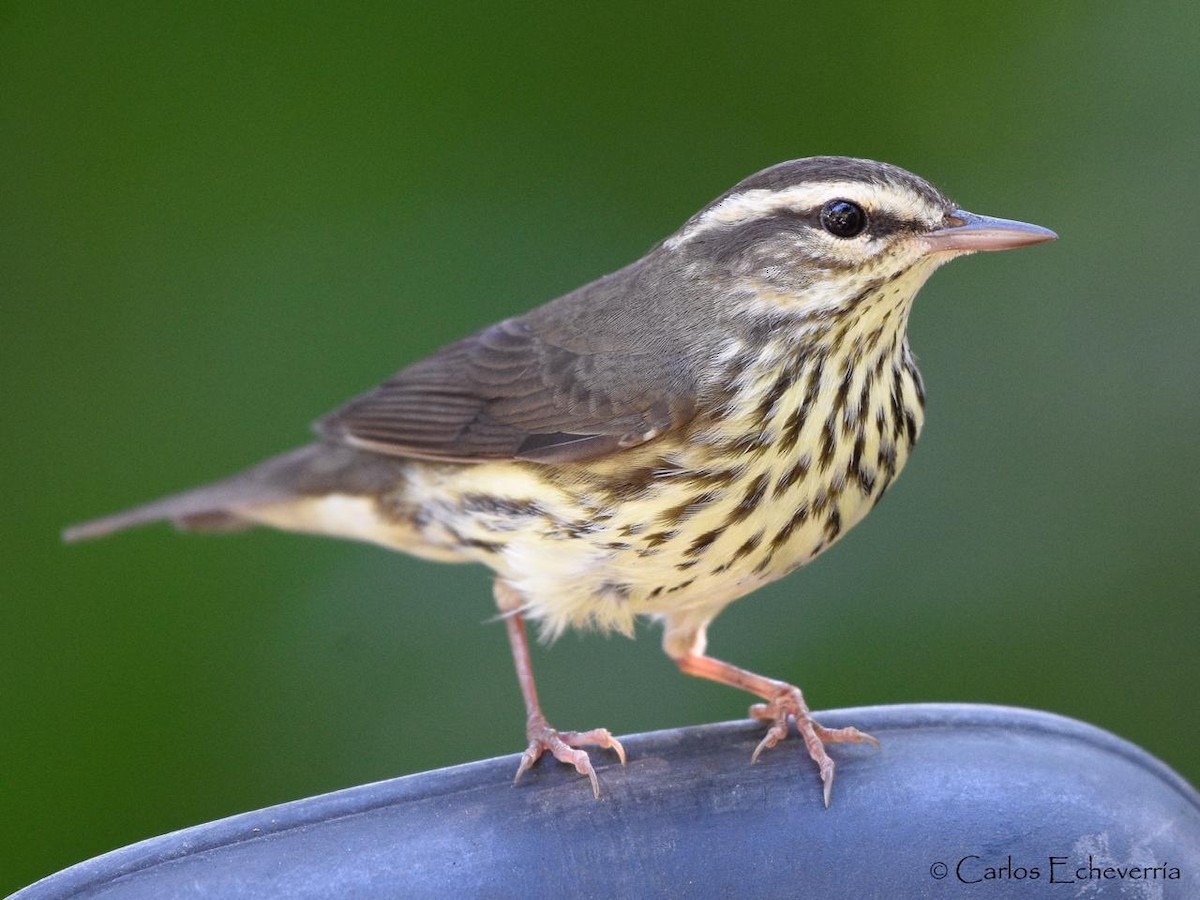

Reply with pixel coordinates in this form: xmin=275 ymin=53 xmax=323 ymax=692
xmin=316 ymin=315 xmax=697 ymax=464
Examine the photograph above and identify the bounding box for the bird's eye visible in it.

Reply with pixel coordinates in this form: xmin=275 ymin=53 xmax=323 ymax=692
xmin=820 ymin=200 xmax=867 ymax=238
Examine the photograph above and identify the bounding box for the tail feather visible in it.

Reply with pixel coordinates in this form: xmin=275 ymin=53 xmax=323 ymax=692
xmin=63 ymin=443 xmax=410 ymax=543
xmin=62 ymin=489 xmax=266 ymax=542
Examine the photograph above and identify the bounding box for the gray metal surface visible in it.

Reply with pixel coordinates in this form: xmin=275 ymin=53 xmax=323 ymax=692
xmin=11 ymin=704 xmax=1198 ymax=898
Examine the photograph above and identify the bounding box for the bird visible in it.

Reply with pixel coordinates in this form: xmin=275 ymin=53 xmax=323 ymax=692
xmin=65 ymin=156 xmax=1056 ymax=805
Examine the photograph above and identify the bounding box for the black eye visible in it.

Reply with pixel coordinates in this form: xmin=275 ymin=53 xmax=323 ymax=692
xmin=820 ymin=199 xmax=867 ymax=238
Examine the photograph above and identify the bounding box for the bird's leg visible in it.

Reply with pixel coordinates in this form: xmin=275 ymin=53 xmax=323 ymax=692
xmin=667 ymin=626 xmax=876 ymax=807
xmin=494 ymin=580 xmax=626 ymax=798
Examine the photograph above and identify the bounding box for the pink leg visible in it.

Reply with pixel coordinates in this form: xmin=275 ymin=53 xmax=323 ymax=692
xmin=675 ymin=651 xmax=877 ymax=807
xmin=496 ymin=581 xmax=626 ymax=798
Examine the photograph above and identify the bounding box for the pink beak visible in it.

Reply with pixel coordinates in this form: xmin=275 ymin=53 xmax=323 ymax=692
xmin=923 ymin=209 xmax=1057 ymax=254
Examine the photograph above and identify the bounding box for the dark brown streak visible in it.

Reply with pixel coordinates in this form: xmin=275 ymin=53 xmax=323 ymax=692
xmin=689 ymin=467 xmax=742 ymax=488
xmin=458 ymin=494 xmax=546 ymax=518
xmin=726 ymin=473 xmax=769 ymax=524
xmin=810 ymin=488 xmax=830 ymax=518
xmin=854 ymin=375 xmax=872 ymax=420
xmin=848 ymin=432 xmax=872 ymax=495
xmin=594 ymin=468 xmax=659 ymax=503
xmin=755 ymin=369 xmax=792 ymax=422
xmin=684 ymin=528 xmax=722 ymax=558
xmin=769 ymin=502 xmax=809 ymax=552
xmin=839 ymin=274 xmax=891 ymax=316
xmin=731 ymin=531 xmax=763 ymax=562
xmin=443 ymin=525 xmax=503 ymax=554
xmin=878 ymin=441 xmax=898 ymax=479
xmin=599 ymin=582 xmax=632 ymax=600
xmin=643 ymin=529 xmax=678 ymax=549
xmin=754 ymin=352 xmax=805 ymax=422
xmin=666 ymin=578 xmax=696 ymax=594
xmin=726 ymin=431 xmax=773 ymax=458
xmin=818 ymin=417 xmax=838 ymax=471
xmin=778 ymin=404 xmax=805 ymax=455
xmin=864 ymin=323 xmax=886 ymax=353
xmin=834 ymin=269 xmax=907 ymax=330
xmin=832 ymin=359 xmax=855 ymax=423
xmin=780 ymin=353 xmax=825 ymax=454
xmin=890 ymin=366 xmax=906 ymax=442
xmin=658 ymin=489 xmax=721 ymax=527
xmin=871 ymin=469 xmax=896 ymax=508
xmin=772 ymin=453 xmax=811 ymax=498
xmin=824 ymin=507 xmax=842 ymax=541
xmin=902 ymin=346 xmax=927 ymax=409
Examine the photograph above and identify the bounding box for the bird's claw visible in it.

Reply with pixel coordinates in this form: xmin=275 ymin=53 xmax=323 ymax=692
xmin=748 ymin=687 xmax=879 ymax=807
xmin=514 ymin=714 xmax=626 ymax=799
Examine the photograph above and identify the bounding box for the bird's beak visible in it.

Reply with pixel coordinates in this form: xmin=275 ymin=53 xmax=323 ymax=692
xmin=923 ymin=210 xmax=1057 ymax=254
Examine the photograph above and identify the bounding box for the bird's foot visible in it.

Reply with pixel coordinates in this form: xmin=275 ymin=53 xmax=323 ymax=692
xmin=514 ymin=713 xmax=627 ymax=799
xmin=748 ymin=686 xmax=879 ymax=807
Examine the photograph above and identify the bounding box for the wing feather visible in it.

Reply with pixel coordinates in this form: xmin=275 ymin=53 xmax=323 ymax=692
xmin=316 ymin=287 xmax=699 ymax=464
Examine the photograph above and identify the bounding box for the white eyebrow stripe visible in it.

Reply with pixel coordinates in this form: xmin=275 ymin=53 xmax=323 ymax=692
xmin=665 ymin=179 xmax=930 ymax=250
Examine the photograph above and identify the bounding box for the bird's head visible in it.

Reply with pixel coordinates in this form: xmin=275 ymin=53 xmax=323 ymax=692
xmin=665 ymin=157 xmax=1055 ymax=320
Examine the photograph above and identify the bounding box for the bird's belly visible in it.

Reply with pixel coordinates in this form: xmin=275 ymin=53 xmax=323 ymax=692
xmin=479 ymin=467 xmax=889 ymax=642
xmin=452 ymin=450 xmax=907 ymax=640
xmin=391 ymin=363 xmax=922 ymax=641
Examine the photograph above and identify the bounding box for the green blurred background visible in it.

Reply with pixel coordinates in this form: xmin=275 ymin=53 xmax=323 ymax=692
xmin=4 ymin=2 xmax=1198 ymax=891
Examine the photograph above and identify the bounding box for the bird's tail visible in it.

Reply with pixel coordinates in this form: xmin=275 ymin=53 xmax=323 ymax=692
xmin=62 ymin=443 xmax=412 ymax=543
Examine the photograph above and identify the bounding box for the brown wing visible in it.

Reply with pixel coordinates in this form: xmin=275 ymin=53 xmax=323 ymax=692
xmin=315 ymin=314 xmax=697 ymax=464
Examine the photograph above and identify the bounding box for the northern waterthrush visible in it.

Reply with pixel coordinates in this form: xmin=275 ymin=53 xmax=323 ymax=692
xmin=66 ymin=157 xmax=1055 ymax=805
